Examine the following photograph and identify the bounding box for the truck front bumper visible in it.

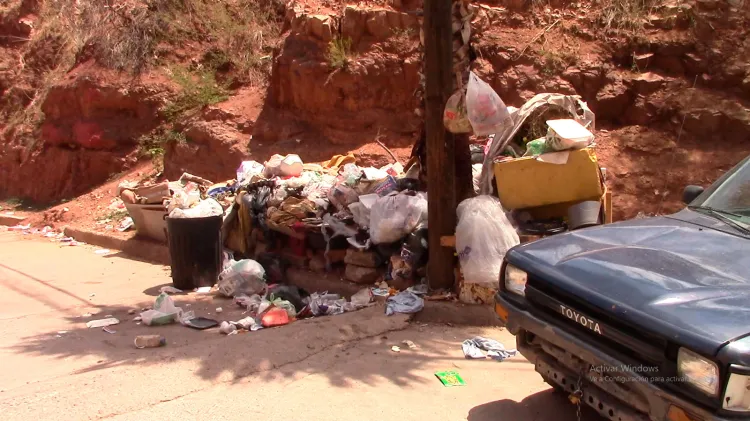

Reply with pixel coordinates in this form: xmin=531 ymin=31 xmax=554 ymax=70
xmin=495 ymin=293 xmax=735 ymax=421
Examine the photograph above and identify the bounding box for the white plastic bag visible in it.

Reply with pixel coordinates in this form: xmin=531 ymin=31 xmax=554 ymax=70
xmin=140 ymin=292 xmax=183 ymax=326
xmin=369 ymin=192 xmax=428 ymax=244
xmin=455 ymin=196 xmax=520 ymax=288
xmin=236 ymin=160 xmax=264 ymax=183
xmin=217 ymin=259 xmax=266 ymax=297
xmin=263 ymin=154 xmax=285 ymax=177
xmin=169 ymin=198 xmax=223 ymax=218
xmin=279 ymin=154 xmax=303 ymax=177
xmin=466 ymin=72 xmax=511 ymax=135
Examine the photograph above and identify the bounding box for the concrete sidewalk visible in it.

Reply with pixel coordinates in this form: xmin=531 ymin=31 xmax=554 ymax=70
xmin=0 ymin=231 xmax=601 ymax=421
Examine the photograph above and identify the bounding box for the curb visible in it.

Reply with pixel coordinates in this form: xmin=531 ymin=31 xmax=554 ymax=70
xmin=415 ymin=300 xmax=502 ymax=327
xmin=63 ymin=226 xmax=171 ymax=265
xmin=59 ymin=228 xmax=499 ymax=327
xmin=0 ymin=214 xmax=27 ymax=226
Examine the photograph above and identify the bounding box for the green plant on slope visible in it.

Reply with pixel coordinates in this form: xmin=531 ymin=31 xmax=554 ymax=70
xmin=327 ymin=37 xmax=354 ymax=69
xmin=598 ymin=0 xmax=666 ymax=32
xmin=163 ymin=65 xmax=228 ymax=120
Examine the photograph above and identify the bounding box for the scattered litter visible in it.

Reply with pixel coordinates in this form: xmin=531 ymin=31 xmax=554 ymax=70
xmin=385 ymin=291 xmax=424 ymax=316
xmin=118 ymin=217 xmax=134 ymax=232
xmin=82 ymin=312 xmax=93 ymax=317
xmin=86 ymin=318 xmax=119 ymax=328
xmin=89 ymin=293 xmax=95 ymax=297
xmin=94 ymin=249 xmax=111 ymax=255
xmin=219 ymin=321 xmax=238 ymax=335
xmin=102 ymin=327 xmax=117 ymax=334
xmin=134 ymin=335 xmax=166 ymax=349
xmin=391 ymin=345 xmax=401 ymax=353
xmin=104 ymin=314 xmax=113 ymax=318
xmin=159 ymin=286 xmax=183 ymax=294
xmin=403 ymin=340 xmax=418 ymax=349
xmin=231 ymin=316 xmax=262 ymax=331
xmin=195 ymin=286 xmax=212 ymax=294
xmin=184 ymin=317 xmax=219 ymax=330
xmin=133 ymin=316 xmax=142 ymax=322
xmin=407 ymin=284 xmax=429 ymax=295
xmin=435 ymin=370 xmax=466 ymax=387
xmin=215 ymin=307 xmax=223 ymax=314
xmin=350 ymin=288 xmax=373 ymax=307
xmin=261 ymin=307 xmax=290 ymax=327
xmin=371 ymin=288 xmax=389 ymax=297
xmin=462 ymin=336 xmax=518 ymax=361
xmin=57 ymin=330 xmax=68 ymax=335
xmin=140 ymin=293 xmax=183 ymax=326
xmin=128 ymin=309 xmax=136 ymax=315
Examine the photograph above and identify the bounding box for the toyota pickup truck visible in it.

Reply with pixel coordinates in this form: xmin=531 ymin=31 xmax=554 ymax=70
xmin=495 ymin=155 xmax=750 ymax=421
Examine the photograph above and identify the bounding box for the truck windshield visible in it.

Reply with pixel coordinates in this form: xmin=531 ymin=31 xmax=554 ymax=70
xmin=692 ymin=157 xmax=750 ymax=229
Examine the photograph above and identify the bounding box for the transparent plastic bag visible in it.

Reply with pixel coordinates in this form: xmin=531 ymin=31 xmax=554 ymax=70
xmin=217 ymin=259 xmax=267 ymax=297
xmin=140 ymin=292 xmax=183 ymax=326
xmin=466 ymin=72 xmax=511 ymax=136
xmin=369 ymin=192 xmax=428 ymax=244
xmin=455 ymin=196 xmax=519 ymax=288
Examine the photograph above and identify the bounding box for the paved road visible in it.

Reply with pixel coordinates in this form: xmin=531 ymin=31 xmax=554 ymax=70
xmin=0 ymin=230 xmax=601 ymax=420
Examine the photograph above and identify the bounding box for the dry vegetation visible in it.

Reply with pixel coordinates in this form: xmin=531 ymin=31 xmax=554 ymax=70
xmin=1 ymin=0 xmax=284 ymax=149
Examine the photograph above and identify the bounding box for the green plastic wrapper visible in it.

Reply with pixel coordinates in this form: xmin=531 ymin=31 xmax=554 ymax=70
xmin=523 ymin=137 xmax=548 ymax=157
xmin=435 ymin=370 xmax=466 ymax=387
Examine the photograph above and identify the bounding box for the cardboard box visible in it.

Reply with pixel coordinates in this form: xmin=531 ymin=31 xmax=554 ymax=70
xmin=493 ymin=148 xmax=604 ymax=210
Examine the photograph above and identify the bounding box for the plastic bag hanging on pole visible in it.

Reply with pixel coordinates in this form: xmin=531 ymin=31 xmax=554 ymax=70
xmin=466 ymin=72 xmax=511 ymax=136
xmin=444 ymin=90 xmax=473 ymax=134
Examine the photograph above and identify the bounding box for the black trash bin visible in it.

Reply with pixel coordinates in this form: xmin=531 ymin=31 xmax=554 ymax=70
xmin=166 ymin=215 xmax=223 ymax=290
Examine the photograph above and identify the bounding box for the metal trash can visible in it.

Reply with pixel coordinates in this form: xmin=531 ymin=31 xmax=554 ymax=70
xmin=166 ymin=215 xmax=222 ymax=290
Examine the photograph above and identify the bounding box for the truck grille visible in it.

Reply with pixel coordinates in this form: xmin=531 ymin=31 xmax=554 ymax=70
xmin=524 ymin=278 xmax=674 ymax=378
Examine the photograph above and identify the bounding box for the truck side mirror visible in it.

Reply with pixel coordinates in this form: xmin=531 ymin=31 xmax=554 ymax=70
xmin=682 ymin=185 xmax=704 ymax=205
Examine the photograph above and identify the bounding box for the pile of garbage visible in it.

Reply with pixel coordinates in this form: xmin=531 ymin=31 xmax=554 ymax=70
xmin=113 ymin=145 xmax=433 ymax=316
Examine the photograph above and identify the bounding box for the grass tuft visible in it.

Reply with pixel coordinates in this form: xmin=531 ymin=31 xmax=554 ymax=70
xmin=327 ymin=37 xmax=354 ymax=70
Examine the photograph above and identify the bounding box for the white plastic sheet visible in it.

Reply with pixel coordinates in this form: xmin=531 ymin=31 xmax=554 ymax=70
xmin=455 ymin=196 xmax=519 ymax=288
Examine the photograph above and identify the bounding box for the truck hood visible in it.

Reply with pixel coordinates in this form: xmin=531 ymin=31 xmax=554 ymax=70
xmin=508 ymin=211 xmax=750 ymax=356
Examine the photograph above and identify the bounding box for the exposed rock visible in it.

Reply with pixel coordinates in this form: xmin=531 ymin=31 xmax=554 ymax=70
xmin=342 ymin=6 xmax=367 ymax=45
xmin=344 ymin=249 xmax=382 ymax=268
xmin=345 ymin=264 xmax=381 ymax=284
xmin=630 ymin=72 xmax=666 ymax=95
xmin=595 ymin=80 xmax=631 ymax=121
xmin=682 ymin=109 xmax=724 ymax=136
xmin=365 ymin=10 xmax=391 ymax=40
xmin=632 ymin=53 xmax=654 ymax=70
xmin=308 ymin=15 xmax=334 ymax=42
xmin=164 ymin=119 xmax=248 ymax=181
xmin=683 ymin=53 xmax=705 ymax=75
xmin=624 ymin=96 xmax=655 ymax=126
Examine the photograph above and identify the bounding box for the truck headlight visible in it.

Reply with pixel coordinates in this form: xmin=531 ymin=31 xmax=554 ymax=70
xmin=723 ymin=371 xmax=750 ymax=411
xmin=504 ymin=264 xmax=528 ymax=296
xmin=677 ymin=348 xmax=720 ymax=397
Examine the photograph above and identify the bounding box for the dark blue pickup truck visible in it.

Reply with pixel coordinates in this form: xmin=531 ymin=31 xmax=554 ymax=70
xmin=495 ymin=155 xmax=750 ymax=421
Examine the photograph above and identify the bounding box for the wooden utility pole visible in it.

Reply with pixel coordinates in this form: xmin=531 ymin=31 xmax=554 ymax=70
xmin=424 ymin=0 xmax=456 ymax=290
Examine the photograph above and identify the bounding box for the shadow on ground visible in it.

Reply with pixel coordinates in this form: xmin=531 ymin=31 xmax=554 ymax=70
xmin=469 ymin=390 xmax=604 ymax=421
xmin=9 ymin=294 xmax=461 ymax=389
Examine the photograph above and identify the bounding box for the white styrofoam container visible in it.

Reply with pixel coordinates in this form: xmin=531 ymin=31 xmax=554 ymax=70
xmin=545 ymin=119 xmax=594 ymax=151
